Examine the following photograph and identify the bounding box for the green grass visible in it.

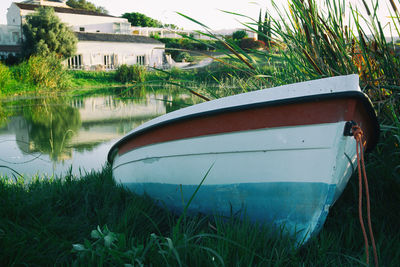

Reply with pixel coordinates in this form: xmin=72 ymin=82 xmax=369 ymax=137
xmin=68 ymin=70 xmax=119 ymax=88
xmin=0 ymin=153 xmax=399 ymax=266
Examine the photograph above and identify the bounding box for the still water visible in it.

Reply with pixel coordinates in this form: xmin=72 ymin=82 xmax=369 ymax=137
xmin=0 ymin=89 xmax=195 ymax=179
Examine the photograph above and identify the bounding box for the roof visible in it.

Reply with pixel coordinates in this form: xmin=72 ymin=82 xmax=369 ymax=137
xmin=15 ymin=2 xmax=115 ymax=18
xmin=75 ymin=32 xmax=164 ymax=45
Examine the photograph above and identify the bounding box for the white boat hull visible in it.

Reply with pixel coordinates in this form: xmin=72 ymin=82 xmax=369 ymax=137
xmin=112 ymin=121 xmax=357 ymax=243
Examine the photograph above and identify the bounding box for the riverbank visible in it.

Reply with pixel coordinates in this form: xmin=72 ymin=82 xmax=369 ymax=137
xmin=0 ymin=53 xmax=271 ymax=99
xmin=0 ymin=156 xmax=399 ymax=266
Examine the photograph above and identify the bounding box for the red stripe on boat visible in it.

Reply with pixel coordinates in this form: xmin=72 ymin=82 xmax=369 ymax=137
xmin=118 ymin=98 xmax=374 ymax=155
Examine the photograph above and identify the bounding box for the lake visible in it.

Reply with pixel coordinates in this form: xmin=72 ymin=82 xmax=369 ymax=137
xmin=0 ymin=88 xmax=196 ymax=179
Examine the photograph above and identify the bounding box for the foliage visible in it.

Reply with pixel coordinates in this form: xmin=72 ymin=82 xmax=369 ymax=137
xmin=257 ymin=9 xmax=272 ymax=48
xmin=159 ymin=38 xmax=218 ymax=51
xmin=159 ymin=37 xmax=217 ymax=61
xmin=122 ymin=12 xmax=163 ymax=28
xmin=175 ymin=52 xmax=193 ymax=62
xmin=232 ymin=30 xmax=248 ymax=41
xmin=13 ymin=54 xmax=71 ymax=91
xmin=0 ymin=63 xmax=12 ymax=93
xmin=68 ymin=70 xmax=118 ymax=88
xmin=0 ymin=55 xmax=71 ymax=95
xmin=66 ymin=0 xmax=108 ymax=14
xmin=21 ymin=97 xmax=81 ymax=162
xmin=163 ymin=23 xmax=180 ymax=30
xmin=22 ymin=7 xmax=77 ymax=59
xmin=121 ymin=12 xmax=179 ymax=29
xmin=239 ymin=38 xmax=264 ymax=50
xmin=115 ymin=64 xmax=147 ymax=84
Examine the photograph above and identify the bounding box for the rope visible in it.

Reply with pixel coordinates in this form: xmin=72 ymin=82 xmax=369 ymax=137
xmin=352 ymin=125 xmax=379 ymax=267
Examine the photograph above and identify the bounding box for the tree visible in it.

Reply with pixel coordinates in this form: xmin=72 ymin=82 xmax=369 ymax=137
xmin=258 ymin=9 xmax=272 ymax=48
xmin=232 ymin=30 xmax=248 ymax=41
xmin=66 ymin=0 xmax=108 ymax=14
xmin=163 ymin=24 xmax=180 ymax=30
xmin=122 ymin=12 xmax=163 ymax=27
xmin=22 ymin=7 xmax=77 ymax=59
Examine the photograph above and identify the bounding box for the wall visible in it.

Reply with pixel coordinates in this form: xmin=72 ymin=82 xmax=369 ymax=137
xmin=0 ymin=25 xmax=21 ymax=45
xmin=72 ymin=22 xmax=131 ymax=34
xmin=74 ymin=41 xmax=165 ymax=69
xmin=6 ymin=3 xmax=22 ymax=26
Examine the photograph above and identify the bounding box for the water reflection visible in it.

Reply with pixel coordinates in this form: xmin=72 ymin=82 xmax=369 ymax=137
xmin=23 ymin=98 xmax=81 ymax=161
xmin=0 ymin=88 xmax=195 ymax=178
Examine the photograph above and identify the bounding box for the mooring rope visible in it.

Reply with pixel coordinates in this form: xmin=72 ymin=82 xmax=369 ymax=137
xmin=352 ymin=125 xmax=379 ymax=267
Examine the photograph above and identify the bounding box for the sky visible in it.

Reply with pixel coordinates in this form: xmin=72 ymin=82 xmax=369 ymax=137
xmin=0 ymin=0 xmax=395 ymax=34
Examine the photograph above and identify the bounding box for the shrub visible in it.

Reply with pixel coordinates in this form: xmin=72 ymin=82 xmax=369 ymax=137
xmin=239 ymin=38 xmax=265 ymax=50
xmin=232 ymin=30 xmax=248 ymax=41
xmin=11 ymin=54 xmax=70 ymax=91
xmin=176 ymin=52 xmax=193 ymax=62
xmin=0 ymin=63 xmax=12 ymax=93
xmin=115 ymin=64 xmax=147 ymax=83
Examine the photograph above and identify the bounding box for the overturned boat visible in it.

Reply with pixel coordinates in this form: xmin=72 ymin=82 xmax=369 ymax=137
xmin=108 ymin=74 xmax=379 ymax=243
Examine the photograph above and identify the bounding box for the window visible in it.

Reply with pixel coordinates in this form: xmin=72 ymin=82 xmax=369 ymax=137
xmin=79 ymin=27 xmax=85 ymax=32
xmin=12 ymin=32 xmax=19 ymax=43
xmin=113 ymin=23 xmax=121 ymax=34
xmin=136 ymin=55 xmax=145 ymax=65
xmin=67 ymin=55 xmax=83 ymax=69
xmin=104 ymin=54 xmax=118 ymax=69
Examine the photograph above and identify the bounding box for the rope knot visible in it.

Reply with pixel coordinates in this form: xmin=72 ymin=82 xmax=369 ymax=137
xmin=352 ymin=125 xmax=367 ymax=147
xmin=352 ymin=125 xmax=363 ymax=139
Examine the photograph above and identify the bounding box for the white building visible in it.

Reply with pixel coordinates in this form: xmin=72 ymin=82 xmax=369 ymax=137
xmin=0 ymin=0 xmax=166 ymax=69
xmin=71 ymin=32 xmax=165 ymax=70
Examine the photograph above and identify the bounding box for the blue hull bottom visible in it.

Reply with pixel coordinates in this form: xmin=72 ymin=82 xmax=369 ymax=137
xmin=124 ymin=182 xmax=336 ymax=243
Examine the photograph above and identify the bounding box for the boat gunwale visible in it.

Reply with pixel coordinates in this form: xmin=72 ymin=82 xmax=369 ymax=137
xmin=108 ymin=91 xmax=380 ymax=163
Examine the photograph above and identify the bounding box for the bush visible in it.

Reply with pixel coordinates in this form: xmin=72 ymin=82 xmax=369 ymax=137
xmin=232 ymin=30 xmax=248 ymax=41
xmin=239 ymin=38 xmax=265 ymax=50
xmin=159 ymin=38 xmax=217 ymax=60
xmin=0 ymin=63 xmax=12 ymax=93
xmin=115 ymin=64 xmax=147 ymax=83
xmin=11 ymin=54 xmax=70 ymax=91
xmin=175 ymin=52 xmax=193 ymax=62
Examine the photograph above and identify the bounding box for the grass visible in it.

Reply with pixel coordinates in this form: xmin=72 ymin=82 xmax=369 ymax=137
xmin=68 ymin=70 xmax=119 ymax=88
xmin=0 ymin=153 xmax=399 ymax=266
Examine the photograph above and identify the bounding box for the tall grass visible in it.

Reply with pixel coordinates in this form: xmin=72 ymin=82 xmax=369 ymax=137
xmin=115 ymin=64 xmax=148 ymax=84
xmin=13 ymin=54 xmax=71 ymax=91
xmin=0 ymin=63 xmax=12 ymax=92
xmin=0 ymin=55 xmax=71 ymax=95
xmin=0 ymin=164 xmax=399 ymax=266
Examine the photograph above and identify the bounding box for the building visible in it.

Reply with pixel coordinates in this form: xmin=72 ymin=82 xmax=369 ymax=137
xmin=0 ymin=0 xmax=166 ymax=69
xmin=71 ymin=32 xmax=165 ymax=70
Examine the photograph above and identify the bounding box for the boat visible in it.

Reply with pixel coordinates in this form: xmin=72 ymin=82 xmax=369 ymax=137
xmin=107 ymin=74 xmax=379 ymax=243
